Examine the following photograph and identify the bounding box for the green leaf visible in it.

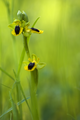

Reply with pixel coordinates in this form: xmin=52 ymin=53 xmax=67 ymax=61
xmin=0 ymin=67 xmax=15 ymax=81
xmin=0 ymin=96 xmax=30 ymax=118
xmin=17 ymin=48 xmax=25 ymax=76
xmin=17 ymin=96 xmax=30 ymax=106
xmin=19 ymin=83 xmax=32 ymax=113
xmin=8 ymin=23 xmax=15 ymax=29
xmin=37 ymin=62 xmax=46 ymax=69
xmin=32 ymin=17 xmax=40 ymax=28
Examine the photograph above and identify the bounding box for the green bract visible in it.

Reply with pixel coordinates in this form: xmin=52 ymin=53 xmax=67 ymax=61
xmin=17 ymin=10 xmax=28 ymax=22
xmin=17 ymin=10 xmax=23 ymax=21
xmin=22 ymin=11 xmax=28 ymax=22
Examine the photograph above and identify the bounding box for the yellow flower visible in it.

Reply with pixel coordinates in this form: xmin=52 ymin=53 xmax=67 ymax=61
xmin=24 ymin=54 xmax=46 ymax=72
xmin=24 ymin=61 xmax=36 ymax=71
xmin=9 ymin=18 xmax=43 ymax=37
xmin=24 ymin=26 xmax=43 ymax=37
xmin=24 ymin=58 xmax=38 ymax=71
xmin=30 ymin=28 xmax=43 ymax=34
xmin=9 ymin=20 xmax=23 ymax=36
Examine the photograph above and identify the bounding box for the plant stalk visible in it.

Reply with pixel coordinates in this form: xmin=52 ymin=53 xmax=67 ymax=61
xmin=30 ymin=69 xmax=39 ymax=120
xmin=23 ymin=35 xmax=39 ymax=120
xmin=23 ymin=36 xmax=30 ymax=58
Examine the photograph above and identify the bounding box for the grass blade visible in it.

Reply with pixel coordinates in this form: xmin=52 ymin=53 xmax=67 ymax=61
xmin=0 ymin=67 xmax=15 ymax=81
xmin=0 ymin=83 xmax=11 ymax=89
xmin=67 ymin=113 xmax=75 ymax=120
xmin=17 ymin=96 xmax=30 ymax=106
xmin=0 ymin=96 xmax=30 ymax=118
xmin=19 ymin=83 xmax=32 ymax=114
xmin=9 ymin=92 xmax=19 ymax=120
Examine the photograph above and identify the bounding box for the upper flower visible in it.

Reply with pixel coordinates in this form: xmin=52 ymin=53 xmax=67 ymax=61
xmin=8 ymin=10 xmax=43 ymax=37
xmin=10 ymin=20 xmax=23 ymax=36
xmin=24 ymin=54 xmax=46 ymax=71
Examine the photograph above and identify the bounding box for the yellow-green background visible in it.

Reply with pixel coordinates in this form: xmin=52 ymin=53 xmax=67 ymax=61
xmin=0 ymin=0 xmax=80 ymax=120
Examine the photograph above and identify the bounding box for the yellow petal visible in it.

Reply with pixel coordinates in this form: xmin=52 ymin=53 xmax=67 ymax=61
xmin=24 ymin=61 xmax=37 ymax=72
xmin=24 ymin=66 xmax=28 ymax=71
xmin=30 ymin=28 xmax=43 ymax=34
xmin=24 ymin=65 xmax=36 ymax=71
xmin=11 ymin=27 xmax=23 ymax=36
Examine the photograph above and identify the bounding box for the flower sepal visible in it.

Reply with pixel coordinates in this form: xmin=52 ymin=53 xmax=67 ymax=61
xmin=37 ymin=62 xmax=46 ymax=69
xmin=8 ymin=23 xmax=15 ymax=30
xmin=8 ymin=19 xmax=21 ymax=29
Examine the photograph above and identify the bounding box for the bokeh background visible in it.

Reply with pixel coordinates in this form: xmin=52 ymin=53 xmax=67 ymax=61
xmin=0 ymin=0 xmax=80 ymax=120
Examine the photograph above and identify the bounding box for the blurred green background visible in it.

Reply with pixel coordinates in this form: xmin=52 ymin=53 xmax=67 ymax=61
xmin=0 ymin=0 xmax=80 ymax=120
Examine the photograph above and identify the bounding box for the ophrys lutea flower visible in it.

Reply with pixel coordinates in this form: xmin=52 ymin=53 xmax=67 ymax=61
xmin=25 ymin=27 xmax=43 ymax=34
xmin=9 ymin=10 xmax=43 ymax=37
xmin=23 ymin=25 xmax=43 ymax=37
xmin=24 ymin=54 xmax=46 ymax=71
xmin=9 ymin=20 xmax=23 ymax=36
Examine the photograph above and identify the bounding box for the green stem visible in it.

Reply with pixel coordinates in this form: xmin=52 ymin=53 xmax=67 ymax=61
xmin=23 ymin=36 xmax=30 ymax=58
xmin=23 ymin=34 xmax=39 ymax=120
xmin=29 ymin=69 xmax=39 ymax=120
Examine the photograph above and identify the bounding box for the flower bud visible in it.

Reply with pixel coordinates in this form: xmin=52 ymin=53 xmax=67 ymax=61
xmin=22 ymin=11 xmax=28 ymax=22
xmin=17 ymin=10 xmax=23 ymax=21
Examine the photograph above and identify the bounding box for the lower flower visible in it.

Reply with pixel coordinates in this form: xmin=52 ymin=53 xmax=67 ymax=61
xmin=24 ymin=60 xmax=37 ymax=71
xmin=24 ymin=54 xmax=46 ymax=72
